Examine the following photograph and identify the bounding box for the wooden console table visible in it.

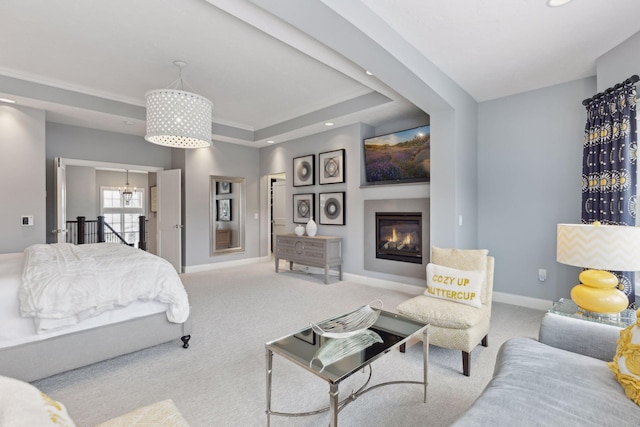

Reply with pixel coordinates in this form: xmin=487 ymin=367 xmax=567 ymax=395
xmin=275 ymin=234 xmax=343 ymax=284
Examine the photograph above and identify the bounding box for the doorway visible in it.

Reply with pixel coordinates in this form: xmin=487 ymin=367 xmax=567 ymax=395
xmin=53 ymin=158 xmax=182 ymax=271
xmin=268 ymin=173 xmax=286 ymax=254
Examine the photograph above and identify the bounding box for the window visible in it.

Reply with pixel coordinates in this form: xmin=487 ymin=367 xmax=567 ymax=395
xmin=101 ymin=187 xmax=146 ymax=247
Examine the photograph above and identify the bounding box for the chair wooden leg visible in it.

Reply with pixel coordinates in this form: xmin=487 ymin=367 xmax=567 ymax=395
xmin=481 ymin=335 xmax=488 ymax=347
xmin=462 ymin=351 xmax=471 ymax=376
xmin=399 ymin=343 xmax=406 ymax=353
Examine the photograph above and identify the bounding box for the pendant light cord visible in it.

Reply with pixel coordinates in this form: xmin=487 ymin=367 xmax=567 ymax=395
xmin=166 ymin=61 xmax=198 ymax=93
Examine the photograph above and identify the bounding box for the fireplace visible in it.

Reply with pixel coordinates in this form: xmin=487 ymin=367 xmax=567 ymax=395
xmin=376 ymin=212 xmax=422 ymax=264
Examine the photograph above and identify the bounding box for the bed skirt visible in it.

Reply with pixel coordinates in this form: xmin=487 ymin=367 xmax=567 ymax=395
xmin=0 ymin=311 xmax=192 ymax=382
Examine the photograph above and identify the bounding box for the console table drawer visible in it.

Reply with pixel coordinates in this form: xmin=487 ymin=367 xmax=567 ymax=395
xmin=275 ymin=234 xmax=343 ymax=284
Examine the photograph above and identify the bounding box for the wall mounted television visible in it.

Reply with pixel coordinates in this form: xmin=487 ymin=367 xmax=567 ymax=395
xmin=363 ymin=125 xmax=430 ymax=184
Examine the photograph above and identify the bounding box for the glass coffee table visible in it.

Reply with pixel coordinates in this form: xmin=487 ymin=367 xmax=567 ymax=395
xmin=265 ymin=309 xmax=429 ymax=427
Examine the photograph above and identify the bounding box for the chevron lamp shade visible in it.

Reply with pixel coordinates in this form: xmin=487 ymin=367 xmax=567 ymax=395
xmin=557 ymin=223 xmax=640 ymax=271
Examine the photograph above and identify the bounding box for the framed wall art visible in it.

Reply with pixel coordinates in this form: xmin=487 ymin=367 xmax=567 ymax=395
xmin=217 ymin=181 xmax=232 ymax=194
xmin=319 ymin=149 xmax=345 ymax=184
xmin=319 ymin=192 xmax=345 ymax=225
xmin=293 ymin=154 xmax=315 ymax=187
xmin=293 ymin=193 xmax=315 ymax=224
xmin=217 ymin=199 xmax=232 ymax=221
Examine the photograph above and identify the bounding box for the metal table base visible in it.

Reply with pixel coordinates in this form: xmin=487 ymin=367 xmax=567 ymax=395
xmin=266 ymin=326 xmax=428 ymax=426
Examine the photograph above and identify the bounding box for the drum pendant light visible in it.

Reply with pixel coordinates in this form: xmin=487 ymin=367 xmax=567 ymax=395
xmin=145 ymin=61 xmax=213 ymax=149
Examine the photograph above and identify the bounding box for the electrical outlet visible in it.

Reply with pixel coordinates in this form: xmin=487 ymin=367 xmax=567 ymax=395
xmin=538 ymin=269 xmax=547 ymax=282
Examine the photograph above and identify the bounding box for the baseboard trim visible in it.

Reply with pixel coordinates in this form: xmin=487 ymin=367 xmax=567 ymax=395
xmin=186 ymin=260 xmax=555 ymax=311
xmin=343 ymin=272 xmax=424 ymax=295
xmin=492 ymin=291 xmax=553 ymax=311
xmin=184 ymin=256 xmax=269 ymax=273
xmin=344 ymin=275 xmax=553 ymax=310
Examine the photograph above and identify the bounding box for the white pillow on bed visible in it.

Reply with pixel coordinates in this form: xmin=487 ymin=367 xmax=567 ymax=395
xmin=0 ymin=375 xmax=77 ymax=426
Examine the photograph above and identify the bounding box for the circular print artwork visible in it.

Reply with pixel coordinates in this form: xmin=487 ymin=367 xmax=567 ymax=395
xmin=324 ymin=198 xmax=341 ymax=219
xmin=297 ymin=161 xmax=312 ymax=181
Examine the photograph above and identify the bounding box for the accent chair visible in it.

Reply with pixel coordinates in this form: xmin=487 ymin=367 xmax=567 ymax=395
xmin=396 ymin=247 xmax=494 ymax=376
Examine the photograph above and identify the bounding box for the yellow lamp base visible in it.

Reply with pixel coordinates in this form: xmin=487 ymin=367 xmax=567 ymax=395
xmin=571 ymin=269 xmax=628 ymax=314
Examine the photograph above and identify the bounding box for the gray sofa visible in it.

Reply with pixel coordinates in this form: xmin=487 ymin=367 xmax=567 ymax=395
xmin=453 ymin=312 xmax=640 ymax=426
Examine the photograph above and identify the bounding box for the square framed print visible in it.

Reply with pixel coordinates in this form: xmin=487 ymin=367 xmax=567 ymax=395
xmin=319 ymin=149 xmax=345 ymax=184
xmin=217 ymin=181 xmax=232 ymax=194
xmin=319 ymin=192 xmax=345 ymax=225
xmin=217 ymin=199 xmax=232 ymax=221
xmin=293 ymin=154 xmax=315 ymax=187
xmin=293 ymin=193 xmax=314 ymax=224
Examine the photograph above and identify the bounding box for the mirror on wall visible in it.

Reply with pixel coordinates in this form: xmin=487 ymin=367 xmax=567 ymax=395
xmin=210 ymin=176 xmax=245 ymax=255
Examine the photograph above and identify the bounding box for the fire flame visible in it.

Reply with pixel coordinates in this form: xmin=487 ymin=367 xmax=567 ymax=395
xmin=388 ymin=228 xmax=412 ymax=245
xmin=403 ymin=233 xmax=412 ymax=245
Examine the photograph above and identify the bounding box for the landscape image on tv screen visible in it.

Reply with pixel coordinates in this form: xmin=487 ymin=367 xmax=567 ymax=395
xmin=363 ymin=125 xmax=430 ymax=184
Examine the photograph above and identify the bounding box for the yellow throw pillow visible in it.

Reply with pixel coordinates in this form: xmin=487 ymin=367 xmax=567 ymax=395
xmin=425 ymin=263 xmax=483 ymax=308
xmin=609 ymin=312 xmax=640 ymax=405
xmin=431 ymin=247 xmax=489 ymax=303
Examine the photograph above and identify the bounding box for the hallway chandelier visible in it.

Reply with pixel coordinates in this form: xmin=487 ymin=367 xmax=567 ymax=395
xmin=145 ymin=61 xmax=213 ymax=149
xmin=120 ymin=170 xmax=135 ymax=205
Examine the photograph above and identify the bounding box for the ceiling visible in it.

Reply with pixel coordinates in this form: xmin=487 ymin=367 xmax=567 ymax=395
xmin=1 ymin=0 xmax=638 ymax=147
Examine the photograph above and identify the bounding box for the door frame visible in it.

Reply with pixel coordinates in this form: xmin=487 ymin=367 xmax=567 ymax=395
xmin=266 ymin=173 xmax=286 ymax=256
xmin=55 ymin=157 xmax=164 ymax=244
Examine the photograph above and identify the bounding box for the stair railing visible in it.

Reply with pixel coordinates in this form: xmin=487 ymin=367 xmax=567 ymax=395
xmin=66 ymin=216 xmax=148 ymax=249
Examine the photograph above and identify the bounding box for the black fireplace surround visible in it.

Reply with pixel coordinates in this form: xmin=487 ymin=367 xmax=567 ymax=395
xmin=375 ymin=212 xmax=422 ymax=264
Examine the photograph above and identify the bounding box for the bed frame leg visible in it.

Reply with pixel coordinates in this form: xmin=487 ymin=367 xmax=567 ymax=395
xmin=181 ymin=335 xmax=191 ymax=349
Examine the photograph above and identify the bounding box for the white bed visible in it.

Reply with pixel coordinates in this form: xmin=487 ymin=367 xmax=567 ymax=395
xmin=0 ymin=244 xmax=192 ymax=382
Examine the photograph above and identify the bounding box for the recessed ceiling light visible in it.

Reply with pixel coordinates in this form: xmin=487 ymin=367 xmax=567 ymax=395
xmin=0 ymin=98 xmax=16 ymax=104
xmin=123 ymin=120 xmax=134 ymax=125
xmin=267 ymin=140 xmax=275 ymax=144
xmin=547 ymin=0 xmax=573 ymax=7
xmin=365 ymin=70 xmax=374 ymax=76
xmin=324 ymin=122 xmax=334 ymax=126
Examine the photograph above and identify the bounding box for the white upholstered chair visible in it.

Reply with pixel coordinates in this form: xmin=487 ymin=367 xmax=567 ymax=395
xmin=396 ymin=247 xmax=494 ymax=376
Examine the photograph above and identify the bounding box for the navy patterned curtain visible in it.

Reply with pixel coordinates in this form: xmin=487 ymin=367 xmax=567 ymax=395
xmin=582 ymin=79 xmax=637 ymax=307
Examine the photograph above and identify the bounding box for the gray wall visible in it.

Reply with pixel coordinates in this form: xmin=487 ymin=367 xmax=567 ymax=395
xmin=183 ymin=140 xmax=261 ymax=267
xmin=0 ymin=105 xmax=46 ymax=252
xmin=476 ymin=31 xmax=640 ymax=303
xmin=2 ymin=28 xmax=638 ymax=304
xmin=254 ymin=0 xmax=480 ymax=252
xmin=45 ymin=123 xmax=173 ymax=243
xmin=66 ymin=166 xmax=97 ymax=220
xmin=260 ymin=120 xmax=430 ymax=285
xmin=478 ymin=77 xmax=595 ymax=301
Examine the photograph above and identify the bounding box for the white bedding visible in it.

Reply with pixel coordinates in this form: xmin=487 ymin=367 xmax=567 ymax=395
xmin=18 ymin=243 xmax=189 ymax=334
xmin=0 ymin=252 xmax=169 ymax=348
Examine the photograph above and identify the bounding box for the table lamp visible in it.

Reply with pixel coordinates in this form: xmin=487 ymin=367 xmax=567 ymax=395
xmin=557 ymin=222 xmax=640 ymax=315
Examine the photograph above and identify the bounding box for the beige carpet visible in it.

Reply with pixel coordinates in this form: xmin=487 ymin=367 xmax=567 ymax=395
xmin=34 ymin=261 xmax=545 ymax=426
